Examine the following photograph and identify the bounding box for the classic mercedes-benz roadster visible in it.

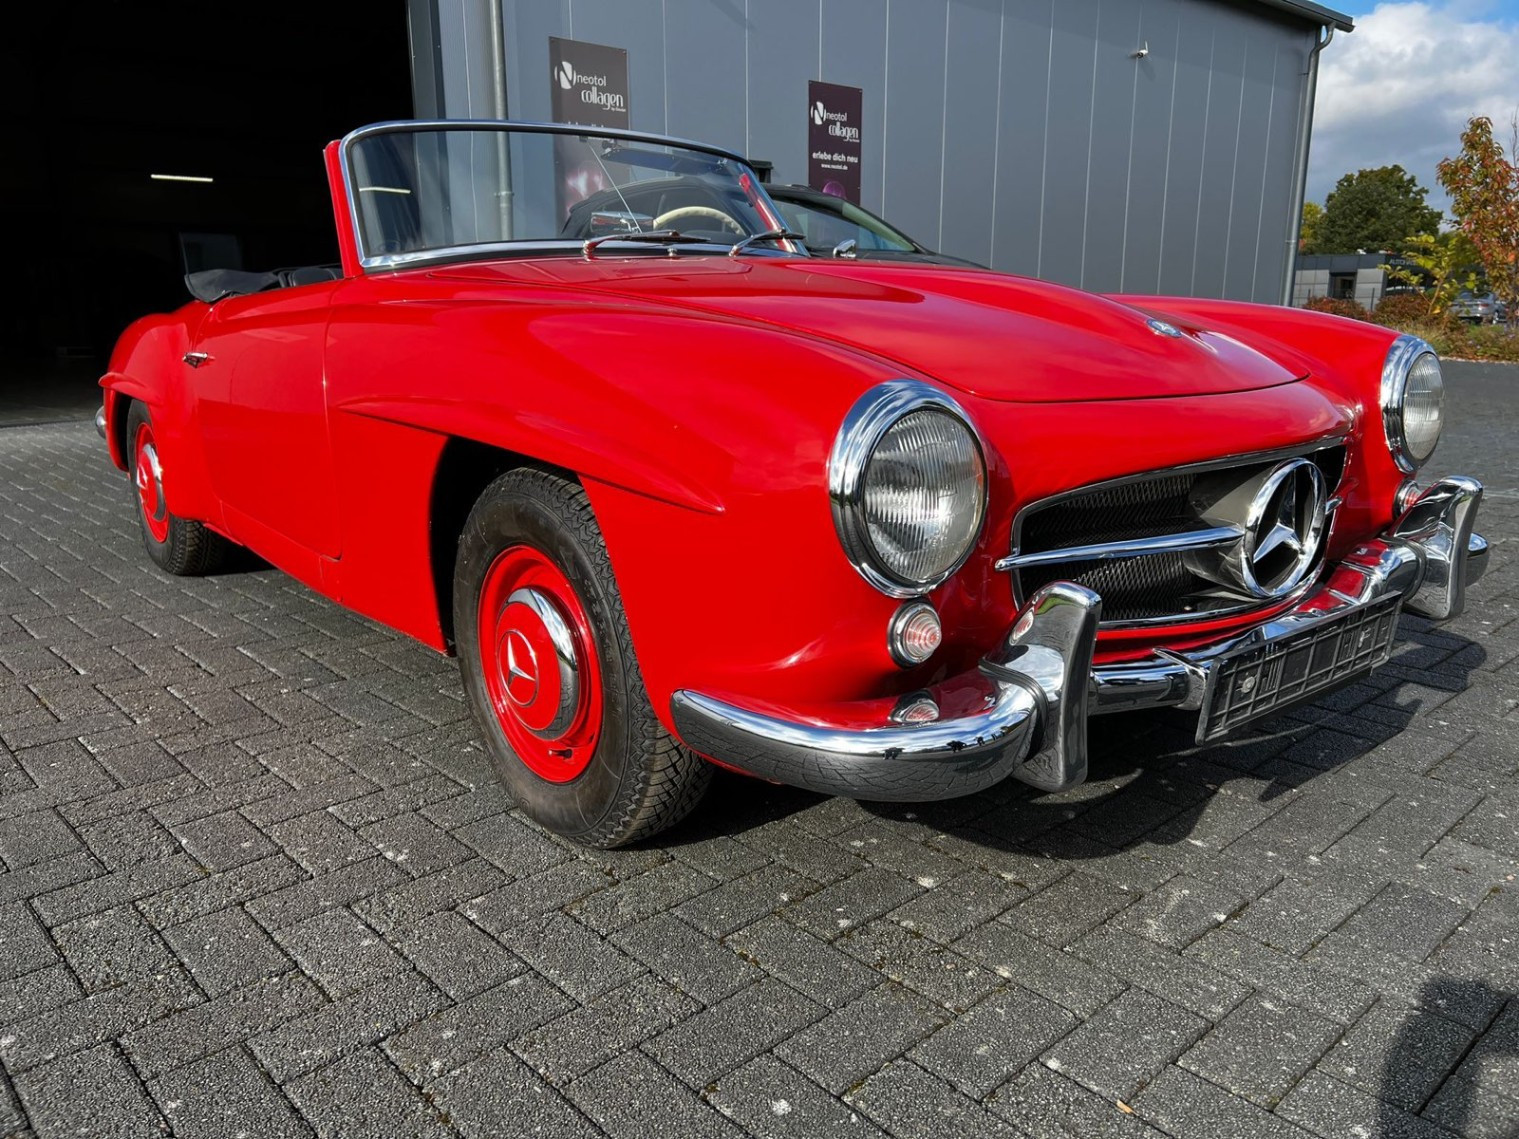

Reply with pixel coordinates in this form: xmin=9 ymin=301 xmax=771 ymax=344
xmin=100 ymin=121 xmax=1487 ymax=846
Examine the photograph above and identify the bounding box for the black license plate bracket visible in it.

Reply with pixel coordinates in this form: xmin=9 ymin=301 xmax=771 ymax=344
xmin=1196 ymin=594 xmax=1403 ymax=744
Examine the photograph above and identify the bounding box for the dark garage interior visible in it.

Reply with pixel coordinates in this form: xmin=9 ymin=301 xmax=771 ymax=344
xmin=1 ymin=1 xmax=412 ymax=398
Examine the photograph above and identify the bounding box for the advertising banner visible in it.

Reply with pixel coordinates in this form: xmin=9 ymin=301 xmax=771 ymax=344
xmin=807 ymin=81 xmax=862 ymax=203
xmin=549 ymin=37 xmax=630 ymax=128
xmin=548 ymin=37 xmax=630 ymax=219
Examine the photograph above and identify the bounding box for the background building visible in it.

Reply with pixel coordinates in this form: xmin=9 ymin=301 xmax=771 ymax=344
xmin=1292 ymin=252 xmax=1399 ymax=310
xmin=412 ymin=0 xmax=1352 ymax=303
xmin=6 ymin=0 xmax=1351 ymax=364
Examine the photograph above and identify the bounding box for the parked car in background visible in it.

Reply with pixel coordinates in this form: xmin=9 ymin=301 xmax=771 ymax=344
xmin=1451 ymin=290 xmax=1507 ymax=324
xmin=764 ymin=183 xmax=983 ymax=267
xmin=100 ymin=120 xmax=1487 ymax=847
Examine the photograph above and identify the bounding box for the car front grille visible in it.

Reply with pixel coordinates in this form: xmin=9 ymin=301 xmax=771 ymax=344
xmin=1008 ymin=446 xmax=1346 ymax=626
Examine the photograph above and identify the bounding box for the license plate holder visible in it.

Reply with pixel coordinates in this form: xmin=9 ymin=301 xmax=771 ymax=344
xmin=1196 ymin=594 xmax=1404 ymax=743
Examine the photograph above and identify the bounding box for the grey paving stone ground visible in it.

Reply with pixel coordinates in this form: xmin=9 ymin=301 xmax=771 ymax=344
xmin=1 ymin=361 xmax=1516 ymax=1138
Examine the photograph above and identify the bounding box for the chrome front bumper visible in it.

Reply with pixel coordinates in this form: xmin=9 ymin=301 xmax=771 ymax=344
xmin=671 ymin=476 xmax=1487 ymax=801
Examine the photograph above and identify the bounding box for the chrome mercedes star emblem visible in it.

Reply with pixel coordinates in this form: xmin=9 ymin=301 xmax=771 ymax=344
xmin=1147 ymin=318 xmax=1183 ymax=338
xmin=1254 ymin=472 xmax=1306 ymax=562
xmin=503 ymin=628 xmax=539 ymax=707
xmin=1244 ymin=459 xmax=1327 ymax=598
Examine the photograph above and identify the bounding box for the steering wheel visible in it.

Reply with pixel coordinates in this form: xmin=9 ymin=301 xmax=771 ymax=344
xmin=652 ymin=206 xmax=744 ymax=235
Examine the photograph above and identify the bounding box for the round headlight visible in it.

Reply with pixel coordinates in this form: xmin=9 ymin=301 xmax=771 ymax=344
xmin=1381 ymin=335 xmax=1444 ymax=472
xmin=829 ymin=382 xmax=988 ymax=596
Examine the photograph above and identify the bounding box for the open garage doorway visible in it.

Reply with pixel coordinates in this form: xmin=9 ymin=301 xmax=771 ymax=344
xmin=1 ymin=1 xmax=412 ymax=419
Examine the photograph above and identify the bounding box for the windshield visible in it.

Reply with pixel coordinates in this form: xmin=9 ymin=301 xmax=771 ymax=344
xmin=771 ymin=193 xmax=918 ymax=255
xmin=344 ymin=123 xmax=790 ymax=267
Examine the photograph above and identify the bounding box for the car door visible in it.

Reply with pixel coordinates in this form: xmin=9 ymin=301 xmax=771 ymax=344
xmin=189 ymin=281 xmax=344 ymax=565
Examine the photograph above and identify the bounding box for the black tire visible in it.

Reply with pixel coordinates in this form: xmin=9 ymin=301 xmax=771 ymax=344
xmin=454 ymin=467 xmax=711 ymax=847
xmin=125 ymin=401 xmax=230 ymax=575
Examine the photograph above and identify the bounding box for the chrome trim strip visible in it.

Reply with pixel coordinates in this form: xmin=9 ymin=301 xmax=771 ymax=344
xmin=828 ymin=380 xmax=988 ymax=599
xmin=365 ymin=239 xmax=595 ymax=271
xmin=1379 ymin=333 xmax=1439 ymax=474
xmin=339 ymin=118 xmax=751 ymax=167
xmin=995 ymin=524 xmax=1243 ymax=571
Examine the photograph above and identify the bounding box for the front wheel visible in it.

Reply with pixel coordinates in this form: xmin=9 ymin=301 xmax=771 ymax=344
xmin=125 ymin=401 xmax=230 ymax=575
xmin=454 ymin=467 xmax=711 ymax=847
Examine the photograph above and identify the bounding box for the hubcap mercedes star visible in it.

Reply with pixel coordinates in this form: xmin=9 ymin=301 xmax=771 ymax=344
xmin=502 ymin=627 xmax=541 ymax=708
xmin=1242 ymin=458 xmax=1327 ymax=598
xmin=133 ymin=424 xmax=170 ymax=543
xmin=477 ymin=547 xmax=602 ymax=781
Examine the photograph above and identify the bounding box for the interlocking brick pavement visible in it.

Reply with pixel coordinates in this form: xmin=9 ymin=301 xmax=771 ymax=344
xmin=1 ymin=361 xmax=1516 ymax=1138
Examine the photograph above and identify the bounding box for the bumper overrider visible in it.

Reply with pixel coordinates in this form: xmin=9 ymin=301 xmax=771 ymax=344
xmin=672 ymin=476 xmax=1488 ymax=800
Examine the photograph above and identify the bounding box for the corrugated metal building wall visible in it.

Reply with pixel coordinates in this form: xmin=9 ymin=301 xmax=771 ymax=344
xmin=411 ymin=0 xmax=1348 ymax=304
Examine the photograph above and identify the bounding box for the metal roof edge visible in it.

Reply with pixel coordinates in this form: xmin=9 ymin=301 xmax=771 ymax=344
xmin=1253 ymin=0 xmax=1355 ymax=31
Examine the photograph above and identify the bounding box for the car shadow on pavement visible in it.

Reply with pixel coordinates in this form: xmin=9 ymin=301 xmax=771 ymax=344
xmin=1379 ymin=977 xmax=1519 ymax=1136
xmin=673 ymin=622 xmax=1487 ymax=861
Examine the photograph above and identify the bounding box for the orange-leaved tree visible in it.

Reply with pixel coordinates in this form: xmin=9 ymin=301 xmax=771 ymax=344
xmin=1437 ymin=116 xmax=1519 ymax=327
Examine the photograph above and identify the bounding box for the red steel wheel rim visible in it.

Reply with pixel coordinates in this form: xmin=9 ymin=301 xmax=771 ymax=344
xmin=476 ymin=545 xmax=603 ymax=782
xmin=133 ymin=422 xmax=170 ymax=543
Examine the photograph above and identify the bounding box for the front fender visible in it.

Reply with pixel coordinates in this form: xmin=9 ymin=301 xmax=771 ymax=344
xmin=321 ymin=281 xmax=921 ymax=712
xmin=323 ymin=278 xmax=914 ymax=516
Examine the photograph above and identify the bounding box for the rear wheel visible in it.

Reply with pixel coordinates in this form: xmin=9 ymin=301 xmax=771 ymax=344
xmin=454 ymin=467 xmax=711 ymax=847
xmin=125 ymin=401 xmax=230 ymax=575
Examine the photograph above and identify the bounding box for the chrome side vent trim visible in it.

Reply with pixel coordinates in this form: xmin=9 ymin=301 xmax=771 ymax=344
xmin=995 ymin=525 xmax=1243 ymax=572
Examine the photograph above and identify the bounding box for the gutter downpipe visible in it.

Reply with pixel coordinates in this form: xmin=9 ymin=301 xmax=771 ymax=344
xmin=485 ymin=0 xmax=514 ymax=240
xmin=1282 ymin=24 xmax=1334 ymax=307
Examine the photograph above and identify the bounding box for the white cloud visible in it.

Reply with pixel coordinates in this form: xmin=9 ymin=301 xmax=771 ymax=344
xmin=1308 ymin=1 xmax=1519 ymax=216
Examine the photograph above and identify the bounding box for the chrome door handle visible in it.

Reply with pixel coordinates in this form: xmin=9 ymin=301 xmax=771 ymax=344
xmin=182 ymin=351 xmax=211 ymax=368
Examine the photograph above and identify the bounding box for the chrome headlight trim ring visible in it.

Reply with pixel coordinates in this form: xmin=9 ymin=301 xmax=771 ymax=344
xmin=1380 ymin=333 xmax=1443 ymax=474
xmin=828 ymin=380 xmax=988 ymax=598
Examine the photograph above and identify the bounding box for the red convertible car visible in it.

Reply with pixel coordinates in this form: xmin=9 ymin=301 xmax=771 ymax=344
xmin=100 ymin=121 xmax=1487 ymax=846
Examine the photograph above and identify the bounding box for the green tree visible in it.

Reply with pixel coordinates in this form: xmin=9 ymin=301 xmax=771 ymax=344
xmin=1384 ymin=232 xmax=1479 ymax=318
xmin=1437 ymin=115 xmax=1519 ymax=326
xmin=1316 ymin=165 xmax=1442 ymax=254
xmin=1300 ymin=200 xmax=1323 ymax=252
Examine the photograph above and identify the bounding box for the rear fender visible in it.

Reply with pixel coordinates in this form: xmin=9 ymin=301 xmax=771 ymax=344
xmin=100 ymin=307 xmax=219 ymax=522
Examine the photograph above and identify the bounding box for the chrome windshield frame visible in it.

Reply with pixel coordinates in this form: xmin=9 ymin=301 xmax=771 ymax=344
xmin=338 ymin=119 xmax=788 ymax=272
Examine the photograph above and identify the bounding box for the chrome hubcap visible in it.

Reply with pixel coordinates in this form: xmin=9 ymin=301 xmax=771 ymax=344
xmin=495 ymin=587 xmax=581 ymax=740
xmin=136 ymin=442 xmax=167 ymax=524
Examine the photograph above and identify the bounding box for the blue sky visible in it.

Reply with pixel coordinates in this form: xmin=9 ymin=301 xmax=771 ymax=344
xmin=1335 ymin=0 xmax=1519 ymax=16
xmin=1308 ymin=0 xmax=1519 ymax=216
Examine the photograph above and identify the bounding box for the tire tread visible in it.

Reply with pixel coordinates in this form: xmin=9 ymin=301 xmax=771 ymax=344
xmin=125 ymin=401 xmax=231 ymax=576
xmin=459 ymin=466 xmax=710 ymax=847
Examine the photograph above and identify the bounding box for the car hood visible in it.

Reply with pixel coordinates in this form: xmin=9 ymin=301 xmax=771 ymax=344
xmin=430 ymin=257 xmax=1303 ymax=403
